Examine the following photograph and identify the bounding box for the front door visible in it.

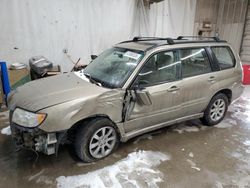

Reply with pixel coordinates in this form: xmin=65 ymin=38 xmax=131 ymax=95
xmin=123 ymin=50 xmax=183 ymax=132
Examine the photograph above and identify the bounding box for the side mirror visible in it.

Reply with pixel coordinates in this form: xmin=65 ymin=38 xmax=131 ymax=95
xmin=135 ymin=90 xmax=152 ymax=106
xmin=132 ymin=82 xmax=152 ymax=106
xmin=91 ymin=55 xmax=97 ymax=60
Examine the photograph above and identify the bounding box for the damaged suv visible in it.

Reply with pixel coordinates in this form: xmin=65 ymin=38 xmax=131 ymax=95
xmin=8 ymin=36 xmax=243 ymax=162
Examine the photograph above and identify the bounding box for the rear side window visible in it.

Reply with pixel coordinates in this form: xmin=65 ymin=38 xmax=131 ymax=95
xmin=211 ymin=47 xmax=235 ymax=70
xmin=180 ymin=48 xmax=211 ymax=78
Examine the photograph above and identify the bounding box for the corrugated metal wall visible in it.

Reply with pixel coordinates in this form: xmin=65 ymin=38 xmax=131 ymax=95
xmin=240 ymin=3 xmax=250 ymax=64
xmin=194 ymin=0 xmax=219 ymax=37
xmin=194 ymin=0 xmax=248 ymax=54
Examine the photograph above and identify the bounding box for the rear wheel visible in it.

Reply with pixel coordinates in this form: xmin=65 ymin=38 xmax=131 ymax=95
xmin=201 ymin=93 xmax=228 ymax=126
xmin=74 ymin=118 xmax=118 ymax=162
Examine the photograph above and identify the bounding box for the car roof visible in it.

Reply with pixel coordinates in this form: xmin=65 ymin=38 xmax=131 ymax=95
xmin=115 ymin=36 xmax=228 ymax=52
xmin=115 ymin=40 xmax=166 ymax=51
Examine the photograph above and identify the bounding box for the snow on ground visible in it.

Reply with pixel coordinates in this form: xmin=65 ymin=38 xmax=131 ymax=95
xmin=228 ymin=86 xmax=250 ymax=122
xmin=225 ymin=94 xmax=250 ymax=188
xmin=1 ymin=126 xmax=11 ymax=136
xmin=36 ymin=175 xmax=54 ymax=185
xmin=27 ymin=169 xmax=54 ymax=185
xmin=215 ymin=118 xmax=237 ymax=128
xmin=28 ymin=170 xmax=45 ymax=181
xmin=189 ymin=152 xmax=194 ymax=158
xmin=186 ymin=159 xmax=201 ymax=171
xmin=243 ymin=140 xmax=250 ymax=146
xmin=56 ymin=150 xmax=170 ymax=188
xmin=227 ymin=145 xmax=250 ymax=187
xmin=173 ymin=124 xmax=201 ymax=134
xmin=228 ymin=100 xmax=250 ymax=121
xmin=242 ymin=139 xmax=250 ymax=154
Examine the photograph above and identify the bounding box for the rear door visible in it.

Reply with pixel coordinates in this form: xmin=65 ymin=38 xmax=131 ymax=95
xmin=177 ymin=47 xmax=218 ymax=117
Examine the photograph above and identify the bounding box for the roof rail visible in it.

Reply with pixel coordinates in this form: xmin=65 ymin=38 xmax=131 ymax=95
xmin=118 ymin=36 xmax=227 ymax=49
xmin=132 ymin=37 xmax=174 ymax=44
xmin=177 ymin=36 xmax=221 ymax=42
xmin=120 ymin=36 xmax=174 ymax=45
xmin=132 ymin=36 xmax=163 ymax=41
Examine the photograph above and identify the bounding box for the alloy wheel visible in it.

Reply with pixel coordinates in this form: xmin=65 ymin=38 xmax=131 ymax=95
xmin=210 ymin=99 xmax=226 ymax=122
xmin=89 ymin=126 xmax=117 ymax=159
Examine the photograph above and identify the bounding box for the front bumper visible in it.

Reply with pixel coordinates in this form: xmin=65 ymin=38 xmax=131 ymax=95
xmin=10 ymin=123 xmax=58 ymax=155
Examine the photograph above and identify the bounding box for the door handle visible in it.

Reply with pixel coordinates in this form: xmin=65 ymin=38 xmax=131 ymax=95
xmin=167 ymin=86 xmax=180 ymax=92
xmin=208 ymin=76 xmax=216 ymax=82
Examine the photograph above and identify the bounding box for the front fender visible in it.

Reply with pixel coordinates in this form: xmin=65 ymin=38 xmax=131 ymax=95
xmin=38 ymin=89 xmax=125 ymax=132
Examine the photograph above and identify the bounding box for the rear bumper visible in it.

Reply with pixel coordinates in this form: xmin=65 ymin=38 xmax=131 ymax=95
xmin=10 ymin=123 xmax=58 ymax=155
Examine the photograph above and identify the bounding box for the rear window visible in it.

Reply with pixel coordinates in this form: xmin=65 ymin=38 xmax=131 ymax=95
xmin=180 ymin=48 xmax=211 ymax=78
xmin=211 ymin=46 xmax=235 ymax=70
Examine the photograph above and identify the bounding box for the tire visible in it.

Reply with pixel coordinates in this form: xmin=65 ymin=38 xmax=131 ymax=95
xmin=74 ymin=118 xmax=119 ymax=162
xmin=201 ymin=93 xmax=229 ymax=126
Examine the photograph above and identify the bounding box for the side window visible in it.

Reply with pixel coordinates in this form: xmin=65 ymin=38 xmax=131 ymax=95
xmin=180 ymin=48 xmax=211 ymax=78
xmin=137 ymin=51 xmax=179 ymax=87
xmin=211 ymin=46 xmax=235 ymax=69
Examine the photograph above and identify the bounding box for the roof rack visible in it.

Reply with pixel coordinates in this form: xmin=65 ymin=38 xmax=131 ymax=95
xmin=120 ymin=36 xmax=174 ymax=45
xmin=176 ymin=36 xmax=221 ymax=42
xmin=118 ymin=36 xmax=227 ymax=51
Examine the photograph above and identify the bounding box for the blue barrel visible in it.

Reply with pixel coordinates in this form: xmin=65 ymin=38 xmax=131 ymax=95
xmin=0 ymin=62 xmax=11 ymax=101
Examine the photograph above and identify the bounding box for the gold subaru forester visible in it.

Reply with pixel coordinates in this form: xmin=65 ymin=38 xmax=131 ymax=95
xmin=8 ymin=36 xmax=244 ymax=162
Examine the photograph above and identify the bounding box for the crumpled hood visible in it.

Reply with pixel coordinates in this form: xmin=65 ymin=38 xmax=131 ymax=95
xmin=9 ymin=72 xmax=109 ymax=111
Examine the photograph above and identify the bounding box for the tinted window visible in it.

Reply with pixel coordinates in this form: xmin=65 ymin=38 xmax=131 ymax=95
xmin=137 ymin=51 xmax=179 ymax=87
xmin=211 ymin=47 xmax=235 ymax=69
xmin=180 ymin=48 xmax=211 ymax=78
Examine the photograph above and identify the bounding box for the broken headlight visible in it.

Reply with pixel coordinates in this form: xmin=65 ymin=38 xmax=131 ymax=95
xmin=12 ymin=108 xmax=47 ymax=128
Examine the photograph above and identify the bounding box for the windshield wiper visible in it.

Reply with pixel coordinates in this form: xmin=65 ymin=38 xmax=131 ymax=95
xmin=83 ymin=73 xmax=102 ymax=86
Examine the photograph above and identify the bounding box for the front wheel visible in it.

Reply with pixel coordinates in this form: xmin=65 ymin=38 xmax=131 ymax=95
xmin=74 ymin=118 xmax=119 ymax=162
xmin=201 ymin=93 xmax=228 ymax=126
